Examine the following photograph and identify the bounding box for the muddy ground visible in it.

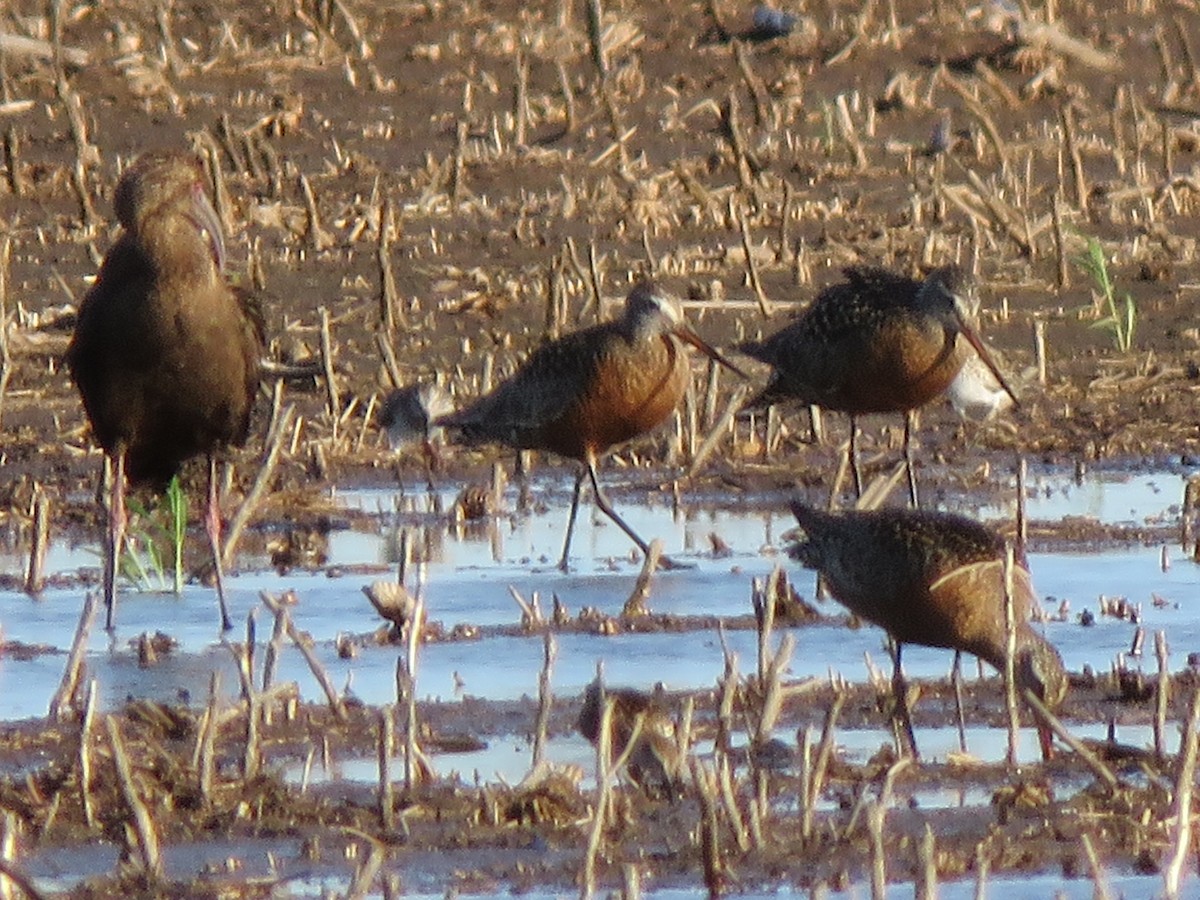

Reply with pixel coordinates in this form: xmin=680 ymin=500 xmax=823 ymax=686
xmin=2 ymin=0 xmax=1200 ymax=896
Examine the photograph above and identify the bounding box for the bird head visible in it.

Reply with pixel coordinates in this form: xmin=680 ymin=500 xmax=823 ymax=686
xmin=623 ymin=281 xmax=748 ymax=378
xmin=114 ymin=152 xmax=226 ymax=273
xmin=920 ymin=267 xmax=1019 ymax=409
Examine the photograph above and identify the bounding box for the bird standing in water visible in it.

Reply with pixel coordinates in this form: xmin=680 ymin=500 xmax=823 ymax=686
xmin=67 ymin=151 xmax=262 ymax=631
xmin=788 ymin=501 xmax=1066 ymax=759
xmin=436 ymin=280 xmax=745 ymax=570
xmin=577 ymin=676 xmax=684 ymax=799
xmin=739 ymin=266 xmax=1017 ymax=507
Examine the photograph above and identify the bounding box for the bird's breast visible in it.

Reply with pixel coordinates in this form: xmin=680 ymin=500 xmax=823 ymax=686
xmin=550 ymin=334 xmax=688 ymax=457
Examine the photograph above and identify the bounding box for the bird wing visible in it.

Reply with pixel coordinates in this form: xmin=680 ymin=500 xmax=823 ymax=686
xmin=438 ymin=325 xmax=610 ymax=442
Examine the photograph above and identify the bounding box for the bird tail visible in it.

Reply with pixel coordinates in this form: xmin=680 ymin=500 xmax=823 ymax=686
xmin=786 ymin=499 xmax=834 ymax=565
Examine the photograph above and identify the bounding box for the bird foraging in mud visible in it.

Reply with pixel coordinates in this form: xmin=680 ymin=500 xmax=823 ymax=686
xmin=435 ymin=280 xmax=746 ymax=570
xmin=577 ymin=676 xmax=685 ymax=799
xmin=380 ymin=381 xmax=452 ymax=451
xmin=67 ymin=151 xmax=263 ymax=631
xmin=379 ymin=381 xmax=452 ymax=487
xmin=787 ymin=501 xmax=1066 ymax=759
xmin=738 ymin=266 xmax=1017 ymax=507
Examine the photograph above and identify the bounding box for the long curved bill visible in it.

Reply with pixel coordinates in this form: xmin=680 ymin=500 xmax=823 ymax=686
xmin=954 ymin=315 xmax=1019 ymax=408
xmin=673 ymin=324 xmax=750 ymax=379
xmin=188 ymin=183 xmax=227 ymax=273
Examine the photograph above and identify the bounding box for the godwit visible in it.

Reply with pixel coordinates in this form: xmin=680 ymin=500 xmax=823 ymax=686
xmin=67 ymin=151 xmax=263 ymax=631
xmin=739 ymin=266 xmax=1017 ymax=506
xmin=788 ymin=501 xmax=1065 ymax=759
xmin=436 ymin=280 xmax=745 ymax=570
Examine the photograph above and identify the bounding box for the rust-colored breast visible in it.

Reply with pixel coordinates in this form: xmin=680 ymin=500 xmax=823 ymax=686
xmin=545 ymin=333 xmax=686 ymax=459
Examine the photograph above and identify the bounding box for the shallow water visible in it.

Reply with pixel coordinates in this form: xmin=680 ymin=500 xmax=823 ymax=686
xmin=0 ymin=469 xmax=1196 ymax=724
xmin=0 ymin=468 xmax=1195 ymax=896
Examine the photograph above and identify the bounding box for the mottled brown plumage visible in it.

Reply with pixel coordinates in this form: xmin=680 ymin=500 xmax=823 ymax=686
xmin=437 ymin=281 xmax=744 ymax=569
xmin=67 ymin=151 xmax=262 ymax=630
xmin=788 ymin=502 xmax=1065 ymax=758
xmin=740 ymin=267 xmax=1017 ymax=505
xmin=577 ymin=678 xmax=684 ymax=799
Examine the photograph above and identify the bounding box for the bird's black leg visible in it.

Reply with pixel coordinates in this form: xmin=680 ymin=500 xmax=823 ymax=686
xmin=207 ymin=455 xmax=234 ymax=632
xmin=557 ymin=466 xmax=589 ymax=571
xmin=849 ymin=414 xmax=863 ymax=499
xmin=586 ymin=458 xmax=689 ymax=571
xmin=103 ymin=449 xmax=127 ymax=632
xmin=903 ymin=409 xmax=920 ymax=509
xmin=889 ymin=639 xmax=920 ymax=759
xmin=952 ymin=649 xmax=967 ymax=753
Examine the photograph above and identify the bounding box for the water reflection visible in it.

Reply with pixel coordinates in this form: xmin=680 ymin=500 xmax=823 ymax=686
xmin=0 ymin=468 xmax=1197 ymax=725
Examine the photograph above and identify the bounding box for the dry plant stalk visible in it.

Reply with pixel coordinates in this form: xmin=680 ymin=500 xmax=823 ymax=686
xmin=916 ymin=824 xmax=938 ymax=900
xmin=47 ymin=591 xmax=100 ymax=719
xmin=1022 ymin=689 xmax=1119 ymax=790
xmin=193 ymin=671 xmax=220 ymax=802
xmin=579 ymin=677 xmax=626 ymax=900
xmin=532 ymin=632 xmax=557 ymax=766
xmin=722 ymin=93 xmax=755 ymax=190
xmin=1155 ymin=630 xmax=1170 ymax=759
xmin=450 ymin=120 xmax=469 ymax=202
xmin=318 ymin=306 xmax=341 ymax=419
xmin=399 ymin=571 xmax=429 ymax=788
xmin=77 ymin=679 xmax=98 ymax=829
xmin=378 ymin=704 xmax=396 ymax=829
xmin=1002 ymin=543 xmax=1021 ymax=767
xmin=105 ymin=716 xmax=162 ymax=878
xmin=714 ymin=629 xmax=738 ymax=757
xmin=1059 ymin=103 xmax=1088 ymax=210
xmin=1163 ymin=686 xmax=1200 ymax=898
xmin=509 ymin=585 xmax=543 ymax=628
xmin=802 ymin=690 xmax=845 ymax=840
xmin=622 ymin=538 xmax=662 ymax=616
xmin=691 ymin=759 xmax=725 ymax=897
xmin=736 ymin=209 xmax=771 ymax=316
xmin=688 ymin=385 xmax=746 ymax=477
xmin=834 ymin=94 xmax=868 ymax=170
xmin=1080 ymin=833 xmax=1113 ymax=900
xmin=0 ymin=237 xmax=10 ymax=428
xmin=223 ymin=404 xmax=296 ymax=569
xmin=299 ymin=173 xmax=333 ymax=251
xmin=377 ymin=198 xmax=403 ymax=332
xmin=22 ymin=485 xmax=49 ymax=596
xmin=584 ymin=0 xmax=607 ymax=79
xmin=261 ymin=591 xmax=348 ymax=720
xmin=717 ymin=754 xmax=750 ymax=852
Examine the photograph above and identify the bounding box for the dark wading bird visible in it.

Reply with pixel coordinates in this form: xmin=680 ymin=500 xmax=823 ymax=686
xmin=67 ymin=151 xmax=263 ymax=632
xmin=738 ymin=266 xmax=1018 ymax=507
xmin=436 ymin=281 xmax=746 ymax=571
xmin=577 ymin=677 xmax=684 ymax=799
xmin=788 ymin=501 xmax=1066 ymax=759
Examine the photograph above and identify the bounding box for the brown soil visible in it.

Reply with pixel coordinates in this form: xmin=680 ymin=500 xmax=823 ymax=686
xmin=1 ymin=0 xmax=1199 ymax=895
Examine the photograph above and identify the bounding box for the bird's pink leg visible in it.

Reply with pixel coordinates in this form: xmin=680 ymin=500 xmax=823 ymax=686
xmin=207 ymin=456 xmax=234 ymax=632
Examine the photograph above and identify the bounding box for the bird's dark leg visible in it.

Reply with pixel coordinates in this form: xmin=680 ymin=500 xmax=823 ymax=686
xmin=952 ymin=650 xmax=967 ymax=753
xmin=849 ymin=414 xmax=863 ymax=499
xmin=103 ymin=449 xmax=128 ymax=632
xmin=206 ymin=455 xmax=234 ymax=632
xmin=903 ymin=409 xmax=920 ymax=509
xmin=889 ymin=639 xmax=920 ymax=758
xmin=557 ymin=466 xmax=589 ymax=571
xmin=585 ymin=458 xmax=690 ymax=571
